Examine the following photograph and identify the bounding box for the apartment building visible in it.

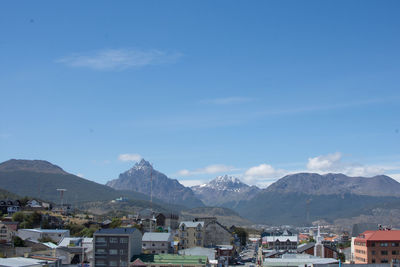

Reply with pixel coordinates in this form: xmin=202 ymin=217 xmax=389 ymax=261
xmin=142 ymin=232 xmax=173 ymax=254
xmin=93 ymin=228 xmax=142 ymax=267
xmin=179 ymin=221 xmax=205 ymax=249
xmin=353 ymin=229 xmax=400 ymax=264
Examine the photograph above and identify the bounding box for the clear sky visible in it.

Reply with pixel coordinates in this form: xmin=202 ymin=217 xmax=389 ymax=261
xmin=1 ymin=1 xmax=400 ymax=187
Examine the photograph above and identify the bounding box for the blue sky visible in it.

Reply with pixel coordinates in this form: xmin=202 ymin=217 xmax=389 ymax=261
xmin=1 ymin=1 xmax=400 ymax=187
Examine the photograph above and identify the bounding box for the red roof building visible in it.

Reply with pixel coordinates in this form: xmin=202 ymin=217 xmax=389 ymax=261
xmin=353 ymin=229 xmax=400 ymax=264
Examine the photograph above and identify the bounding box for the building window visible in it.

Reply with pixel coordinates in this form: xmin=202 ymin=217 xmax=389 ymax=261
xmin=382 ymin=260 xmax=389 ymax=263
xmin=372 ymin=259 xmax=375 ymax=263
xmin=381 ymin=250 xmax=388 ymax=255
xmin=143 ymin=243 xmax=146 ymax=246
xmin=120 ymin=261 xmax=128 ymax=267
xmin=109 ymin=249 xmax=118 ymax=255
xmin=381 ymin=243 xmax=389 ymax=247
xmin=109 ymin=261 xmax=117 ymax=266
xmin=162 ymin=243 xmax=165 ymax=246
xmin=120 ymin=249 xmax=126 ymax=255
xmin=96 ymin=237 xmax=106 ymax=243
xmin=110 ymin=237 xmax=118 ymax=243
xmin=371 ymin=242 xmax=375 ymax=247
xmin=371 ymin=250 xmax=375 ymax=255
xmin=393 ymin=251 xmax=398 ymax=255
xmin=152 ymin=243 xmax=155 ymax=246
xmin=393 ymin=243 xmax=400 ymax=247
xmin=161 ymin=251 xmax=165 ymax=253
xmin=120 ymin=238 xmax=128 ymax=243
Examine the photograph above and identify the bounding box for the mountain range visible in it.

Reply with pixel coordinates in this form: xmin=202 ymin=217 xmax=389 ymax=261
xmin=106 ymin=159 xmax=204 ymax=208
xmin=2 ymin=158 xmax=400 ymax=226
xmin=191 ymin=175 xmax=260 ymax=207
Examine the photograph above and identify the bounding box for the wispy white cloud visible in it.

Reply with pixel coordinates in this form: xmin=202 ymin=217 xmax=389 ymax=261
xmin=57 ymin=48 xmax=182 ymax=71
xmin=243 ymin=163 xmax=288 ymax=187
xmin=177 ymin=164 xmax=237 ymax=177
xmin=118 ymin=153 xmax=142 ymax=162
xmin=305 ymin=152 xmax=400 ymax=177
xmin=200 ymin=97 xmax=253 ymax=105
xmin=179 ymin=179 xmax=205 ymax=187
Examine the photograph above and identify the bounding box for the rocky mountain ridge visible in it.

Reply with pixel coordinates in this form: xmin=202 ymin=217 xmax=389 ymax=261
xmin=106 ymin=159 xmax=204 ymax=208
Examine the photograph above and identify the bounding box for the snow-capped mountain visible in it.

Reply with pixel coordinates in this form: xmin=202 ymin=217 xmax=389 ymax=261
xmin=191 ymin=175 xmax=260 ymax=207
xmin=106 ymin=159 xmax=204 ymax=208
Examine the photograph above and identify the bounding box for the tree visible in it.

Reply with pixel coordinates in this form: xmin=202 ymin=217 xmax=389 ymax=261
xmin=109 ymin=218 xmax=122 ymax=228
xmin=13 ymin=236 xmax=25 ymax=247
xmin=12 ymin=212 xmax=25 ymax=223
xmin=338 ymin=252 xmax=345 ymax=262
xmin=234 ymin=227 xmax=248 ymax=247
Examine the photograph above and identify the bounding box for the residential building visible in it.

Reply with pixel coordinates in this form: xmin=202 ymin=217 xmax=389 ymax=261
xmin=156 ymin=213 xmax=179 ymax=230
xmin=196 ymin=217 xmax=233 ymax=247
xmin=0 ymin=200 xmax=20 ymax=215
xmin=262 ymin=235 xmax=298 ymax=251
xmin=17 ymin=229 xmax=70 ymax=243
xmin=93 ymin=228 xmax=142 ymax=267
xmin=353 ymin=229 xmax=400 ymax=264
xmin=297 ymin=242 xmax=338 ymax=258
xmin=142 ymin=232 xmax=173 ymax=254
xmin=179 ymin=221 xmax=205 ymax=249
xmin=0 ymin=221 xmax=17 ymax=243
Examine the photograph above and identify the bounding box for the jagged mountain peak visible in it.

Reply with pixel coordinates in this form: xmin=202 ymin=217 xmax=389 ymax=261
xmin=191 ymin=175 xmax=261 ymax=207
xmin=128 ymin=159 xmax=153 ymax=173
xmin=106 ymin=162 xmax=204 ymax=208
xmin=206 ymin=175 xmax=247 ymax=191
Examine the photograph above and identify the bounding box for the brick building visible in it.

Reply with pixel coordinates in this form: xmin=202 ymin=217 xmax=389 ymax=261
xmin=353 ymin=229 xmax=400 ymax=264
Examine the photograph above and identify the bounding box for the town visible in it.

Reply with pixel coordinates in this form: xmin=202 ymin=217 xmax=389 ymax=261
xmin=0 ymin=196 xmax=398 ymax=267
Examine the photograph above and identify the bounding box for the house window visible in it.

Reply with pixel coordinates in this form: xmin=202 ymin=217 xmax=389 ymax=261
xmin=109 ymin=249 xmax=118 ymax=255
xmin=110 ymin=237 xmax=118 ymax=243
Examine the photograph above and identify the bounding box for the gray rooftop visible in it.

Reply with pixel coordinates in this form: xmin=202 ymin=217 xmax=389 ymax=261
xmin=142 ymin=232 xmax=172 ymax=242
xmin=179 ymin=221 xmax=204 ymax=228
xmin=94 ymin=228 xmax=137 ymax=235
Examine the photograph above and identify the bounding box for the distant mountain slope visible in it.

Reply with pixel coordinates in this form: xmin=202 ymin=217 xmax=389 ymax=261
xmin=107 ymin=159 xmax=204 ymax=208
xmin=0 ymin=159 xmax=184 ymax=213
xmin=191 ymin=175 xmax=260 ymax=207
xmin=0 ymin=159 xmax=67 ymax=174
xmin=0 ymin=188 xmax=20 ymax=200
xmin=233 ymin=172 xmax=400 ymax=225
xmin=265 ymin=173 xmax=400 ymax=197
xmin=180 ymin=206 xmax=253 ymax=227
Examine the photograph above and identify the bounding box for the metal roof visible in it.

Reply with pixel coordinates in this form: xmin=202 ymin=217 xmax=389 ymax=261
xmin=142 ymin=232 xmax=172 ymax=242
xmin=94 ymin=227 xmax=138 ymax=235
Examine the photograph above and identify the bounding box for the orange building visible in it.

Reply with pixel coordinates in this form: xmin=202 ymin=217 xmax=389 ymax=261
xmin=354 ymin=229 xmax=400 ymax=264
